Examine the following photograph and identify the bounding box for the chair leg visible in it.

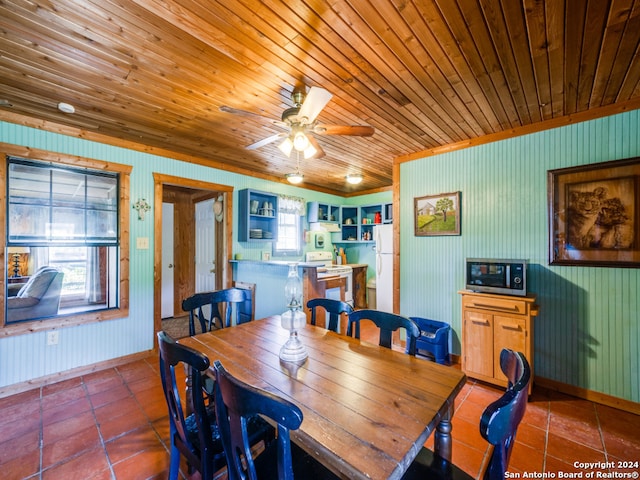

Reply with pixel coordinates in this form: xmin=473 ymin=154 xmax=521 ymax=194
xmin=169 ymin=439 xmax=181 ymax=480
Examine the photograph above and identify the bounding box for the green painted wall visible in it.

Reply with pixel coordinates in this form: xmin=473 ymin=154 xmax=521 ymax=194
xmin=2 ymin=111 xmax=638 ymax=404
xmin=0 ymin=121 xmax=345 ymax=388
xmin=399 ymin=110 xmax=640 ymax=403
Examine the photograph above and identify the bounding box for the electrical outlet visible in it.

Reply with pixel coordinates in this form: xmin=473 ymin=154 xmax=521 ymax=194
xmin=46 ymin=330 xmax=59 ymax=346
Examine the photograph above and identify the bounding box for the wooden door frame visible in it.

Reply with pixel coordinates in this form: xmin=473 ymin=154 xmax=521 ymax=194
xmin=153 ymin=173 xmax=233 ymax=341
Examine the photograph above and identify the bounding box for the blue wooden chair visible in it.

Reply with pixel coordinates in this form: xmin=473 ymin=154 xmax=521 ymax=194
xmin=347 ymin=309 xmax=420 ymax=355
xmin=213 ymin=360 xmax=339 ymax=480
xmin=158 ymin=332 xmax=274 ymax=480
xmin=401 ymin=349 xmax=531 ymax=480
xmin=306 ymin=297 xmax=353 ymax=333
xmin=182 ymin=287 xmax=252 ymax=336
xmin=157 ymin=331 xmax=227 ymax=480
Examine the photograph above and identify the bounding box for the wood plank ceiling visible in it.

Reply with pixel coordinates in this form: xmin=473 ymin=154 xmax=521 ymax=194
xmin=1 ymin=0 xmax=639 ymax=195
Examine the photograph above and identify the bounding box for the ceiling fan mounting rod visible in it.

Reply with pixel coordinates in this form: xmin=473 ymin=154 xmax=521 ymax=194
xmin=291 ymin=90 xmax=305 ymax=106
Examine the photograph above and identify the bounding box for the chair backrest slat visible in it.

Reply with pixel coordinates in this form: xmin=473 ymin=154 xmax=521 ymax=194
xmin=347 ymin=309 xmax=420 ymax=355
xmin=306 ymin=297 xmax=353 ymax=333
xmin=182 ymin=288 xmax=253 ymax=335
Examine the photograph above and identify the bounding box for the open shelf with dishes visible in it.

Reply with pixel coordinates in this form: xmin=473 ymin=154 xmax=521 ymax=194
xmin=333 ymin=203 xmax=392 ymax=243
xmin=307 ymin=202 xmax=340 ymax=224
xmin=238 ymin=188 xmax=278 ymax=242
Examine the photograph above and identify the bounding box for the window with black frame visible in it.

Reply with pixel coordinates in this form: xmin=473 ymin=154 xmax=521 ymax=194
xmin=6 ymin=158 xmax=120 ymax=323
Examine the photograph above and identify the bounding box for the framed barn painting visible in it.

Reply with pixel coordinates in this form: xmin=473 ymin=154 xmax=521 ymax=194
xmin=414 ymin=191 xmax=461 ymax=236
xmin=548 ymin=157 xmax=640 ymax=267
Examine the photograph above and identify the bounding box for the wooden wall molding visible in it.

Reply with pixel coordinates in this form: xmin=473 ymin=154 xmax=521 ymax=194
xmin=448 ymin=354 xmax=639 ymax=415
xmin=535 ymin=376 xmax=640 ymax=416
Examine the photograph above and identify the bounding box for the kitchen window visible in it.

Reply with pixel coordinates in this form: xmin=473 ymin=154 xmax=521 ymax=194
xmin=274 ymin=195 xmax=305 ymax=255
xmin=275 ymin=211 xmax=301 ymax=254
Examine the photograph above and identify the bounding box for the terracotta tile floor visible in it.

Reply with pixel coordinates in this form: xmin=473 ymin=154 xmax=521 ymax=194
xmin=1 ymin=349 xmax=639 ymax=479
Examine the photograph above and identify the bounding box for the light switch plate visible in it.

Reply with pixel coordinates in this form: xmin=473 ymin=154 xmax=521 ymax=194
xmin=136 ymin=237 xmax=149 ymax=249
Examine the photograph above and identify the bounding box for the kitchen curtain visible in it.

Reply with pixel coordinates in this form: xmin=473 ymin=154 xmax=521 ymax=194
xmin=278 ymin=194 xmax=306 ymax=216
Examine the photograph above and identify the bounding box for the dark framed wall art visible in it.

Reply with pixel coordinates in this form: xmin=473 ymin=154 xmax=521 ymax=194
xmin=548 ymin=157 xmax=640 ymax=267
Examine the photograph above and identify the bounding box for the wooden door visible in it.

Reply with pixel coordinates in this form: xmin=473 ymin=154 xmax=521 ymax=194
xmin=493 ymin=315 xmax=527 ymax=383
xmin=195 ymin=198 xmax=215 ymax=293
xmin=463 ymin=310 xmax=493 ymax=378
xmin=161 ymin=202 xmax=175 ymax=318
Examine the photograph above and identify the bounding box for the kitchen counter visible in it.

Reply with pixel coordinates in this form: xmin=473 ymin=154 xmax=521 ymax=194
xmin=230 ymin=259 xmax=368 ymax=318
xmin=229 ymin=259 xmax=338 ymax=319
xmin=230 ymin=259 xmax=367 ymax=269
xmin=229 ymin=259 xmax=319 ymax=267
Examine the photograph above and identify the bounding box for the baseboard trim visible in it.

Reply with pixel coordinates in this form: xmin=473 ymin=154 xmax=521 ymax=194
xmin=534 ymin=376 xmax=640 ymax=416
xmin=449 ymin=355 xmax=639 ymax=415
xmin=2 ymin=351 xmax=638 ymax=417
xmin=0 ymin=349 xmax=155 ymax=399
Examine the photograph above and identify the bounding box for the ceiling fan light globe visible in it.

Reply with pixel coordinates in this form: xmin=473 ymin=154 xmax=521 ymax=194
xmin=346 ymin=174 xmax=363 ymax=185
xmin=286 ymin=172 xmax=304 ymax=184
xmin=278 ymin=138 xmax=294 ymax=156
xmin=293 ymin=131 xmax=309 ymax=151
xmin=303 ymin=144 xmax=317 ymax=159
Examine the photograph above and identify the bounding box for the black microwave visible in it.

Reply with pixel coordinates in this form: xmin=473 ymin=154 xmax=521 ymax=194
xmin=465 ymin=258 xmax=527 ymax=297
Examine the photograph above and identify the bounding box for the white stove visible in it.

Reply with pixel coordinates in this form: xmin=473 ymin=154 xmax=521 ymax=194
xmin=305 ymin=251 xmax=353 ymax=305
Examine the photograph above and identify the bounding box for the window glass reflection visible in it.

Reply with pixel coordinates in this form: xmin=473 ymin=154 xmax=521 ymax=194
xmin=6 ymin=246 xmax=118 ymax=323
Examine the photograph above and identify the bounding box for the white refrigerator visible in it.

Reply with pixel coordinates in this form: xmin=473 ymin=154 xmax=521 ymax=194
xmin=374 ymin=224 xmax=393 ymax=313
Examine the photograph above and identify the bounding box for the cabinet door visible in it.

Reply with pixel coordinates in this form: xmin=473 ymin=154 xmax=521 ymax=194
xmin=352 ymin=266 xmax=367 ymax=309
xmin=493 ymin=315 xmax=526 ymax=383
xmin=463 ymin=310 xmax=494 ymax=378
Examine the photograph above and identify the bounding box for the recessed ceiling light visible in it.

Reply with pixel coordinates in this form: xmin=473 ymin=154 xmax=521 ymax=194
xmin=57 ymin=102 xmax=75 ymax=114
xmin=346 ymin=174 xmax=363 ymax=185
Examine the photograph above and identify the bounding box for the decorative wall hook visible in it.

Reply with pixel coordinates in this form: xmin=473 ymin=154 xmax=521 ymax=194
xmin=133 ymin=198 xmax=151 ymax=220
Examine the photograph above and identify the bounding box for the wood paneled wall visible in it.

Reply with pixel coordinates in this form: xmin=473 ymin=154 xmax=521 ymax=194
xmin=399 ymin=109 xmax=640 ymax=404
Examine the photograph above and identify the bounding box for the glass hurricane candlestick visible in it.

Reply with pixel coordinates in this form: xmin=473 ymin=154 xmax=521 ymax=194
xmin=279 ymin=264 xmax=308 ymax=363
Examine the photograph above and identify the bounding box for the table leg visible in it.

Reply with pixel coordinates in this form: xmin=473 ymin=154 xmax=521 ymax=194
xmin=434 ymin=404 xmax=453 ymax=461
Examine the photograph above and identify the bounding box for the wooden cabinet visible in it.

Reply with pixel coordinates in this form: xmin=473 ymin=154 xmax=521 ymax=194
xmin=238 ymin=189 xmax=278 ymax=242
xmin=459 ymin=290 xmax=538 ymax=392
xmin=351 ymin=265 xmax=367 ymax=309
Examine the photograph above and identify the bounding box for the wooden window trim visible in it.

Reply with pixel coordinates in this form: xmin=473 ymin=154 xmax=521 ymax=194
xmin=0 ymin=143 xmax=131 ymax=337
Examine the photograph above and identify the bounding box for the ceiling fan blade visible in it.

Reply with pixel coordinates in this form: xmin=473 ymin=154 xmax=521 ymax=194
xmin=246 ymin=132 xmax=287 ymax=150
xmin=313 ymin=125 xmax=375 ymax=136
xmin=297 ymin=87 xmax=333 ymax=124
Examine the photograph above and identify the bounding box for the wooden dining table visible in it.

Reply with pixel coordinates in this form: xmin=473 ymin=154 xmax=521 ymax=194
xmin=179 ymin=315 xmax=467 ymax=480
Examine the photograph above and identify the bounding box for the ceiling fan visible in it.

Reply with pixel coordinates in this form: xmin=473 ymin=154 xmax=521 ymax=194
xmin=219 ymin=86 xmax=375 ymax=160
